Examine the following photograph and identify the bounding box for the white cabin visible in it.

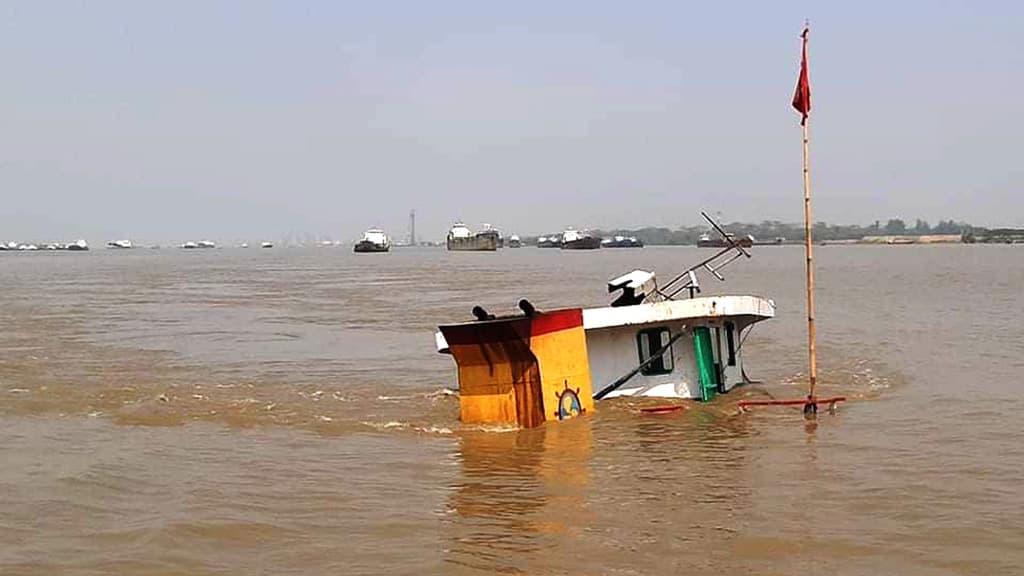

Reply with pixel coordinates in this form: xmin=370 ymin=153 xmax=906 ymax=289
xmin=448 ymin=223 xmax=472 ymax=239
xmin=562 ymin=228 xmax=583 ymax=243
xmin=582 ymin=296 xmax=774 ymax=399
xmin=435 ymin=294 xmax=774 ymax=401
xmin=361 ymin=229 xmax=390 ymax=246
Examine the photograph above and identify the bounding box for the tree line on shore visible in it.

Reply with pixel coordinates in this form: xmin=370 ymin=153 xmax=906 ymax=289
xmin=524 ymin=218 xmax=991 ymax=246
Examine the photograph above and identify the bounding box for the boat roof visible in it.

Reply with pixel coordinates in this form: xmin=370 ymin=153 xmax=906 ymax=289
xmin=433 ymin=295 xmax=774 ymax=354
xmin=582 ymin=295 xmax=774 ymax=330
xmin=449 ymin=223 xmax=472 ymax=237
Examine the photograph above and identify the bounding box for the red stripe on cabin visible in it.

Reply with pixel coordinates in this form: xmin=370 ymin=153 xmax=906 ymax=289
xmin=439 ymin=318 xmax=532 ymax=346
xmin=530 ymin=308 xmax=583 ymax=337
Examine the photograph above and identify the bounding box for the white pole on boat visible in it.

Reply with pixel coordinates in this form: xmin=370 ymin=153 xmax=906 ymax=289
xmin=795 ymin=23 xmax=818 ymax=417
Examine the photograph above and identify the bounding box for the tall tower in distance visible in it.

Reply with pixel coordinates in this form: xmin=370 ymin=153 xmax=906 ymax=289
xmin=409 ymin=209 xmax=416 ymax=246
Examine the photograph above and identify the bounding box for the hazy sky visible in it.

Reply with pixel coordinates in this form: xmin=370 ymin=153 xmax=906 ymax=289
xmin=2 ymin=1 xmax=1021 ymax=243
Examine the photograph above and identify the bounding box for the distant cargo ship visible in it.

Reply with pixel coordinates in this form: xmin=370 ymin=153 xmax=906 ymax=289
xmin=537 ymin=235 xmax=561 ymax=248
xmin=447 ymin=223 xmax=499 ymax=251
xmin=602 ymin=235 xmax=643 ymax=248
xmin=180 ymin=240 xmax=215 ymax=249
xmin=697 ymin=232 xmax=753 ymax=248
xmin=354 ymin=229 xmax=391 ymax=253
xmin=560 ymin=228 xmax=602 ymax=250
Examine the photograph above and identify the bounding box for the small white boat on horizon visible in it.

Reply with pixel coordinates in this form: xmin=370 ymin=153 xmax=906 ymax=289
xmin=106 ymin=239 xmax=134 ymax=249
xmin=354 ymin=229 xmax=391 ymax=253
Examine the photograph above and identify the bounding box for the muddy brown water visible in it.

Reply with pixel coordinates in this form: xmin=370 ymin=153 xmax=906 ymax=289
xmin=1 ymin=245 xmax=1022 ymax=575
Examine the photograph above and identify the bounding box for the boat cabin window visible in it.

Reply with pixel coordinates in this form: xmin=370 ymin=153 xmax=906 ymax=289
xmin=637 ymin=328 xmax=674 ymax=375
xmin=725 ymin=322 xmax=736 ymax=366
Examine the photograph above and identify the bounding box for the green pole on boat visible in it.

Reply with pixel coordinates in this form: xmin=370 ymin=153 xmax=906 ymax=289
xmin=693 ymin=327 xmax=717 ymax=402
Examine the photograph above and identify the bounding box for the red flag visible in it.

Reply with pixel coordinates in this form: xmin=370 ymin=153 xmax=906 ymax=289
xmin=792 ymin=27 xmax=811 ymax=125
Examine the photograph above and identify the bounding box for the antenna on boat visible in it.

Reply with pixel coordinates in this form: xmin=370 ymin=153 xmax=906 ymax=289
xmin=656 ymin=212 xmax=751 ymax=301
xmin=608 ymin=211 xmax=754 ymax=306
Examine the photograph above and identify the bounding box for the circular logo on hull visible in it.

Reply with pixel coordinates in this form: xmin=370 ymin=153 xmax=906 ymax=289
xmin=554 ymin=381 xmax=584 ymax=420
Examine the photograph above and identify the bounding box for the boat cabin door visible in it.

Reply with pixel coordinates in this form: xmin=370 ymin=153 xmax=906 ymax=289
xmin=717 ymin=322 xmax=740 ymax=391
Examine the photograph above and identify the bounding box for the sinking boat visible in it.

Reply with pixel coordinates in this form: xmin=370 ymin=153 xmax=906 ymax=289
xmin=353 ymin=229 xmax=391 ymax=253
xmin=447 ymin=223 xmax=499 ymax=251
xmin=560 ymin=228 xmax=602 ymax=250
xmin=435 ymin=226 xmax=772 ymax=427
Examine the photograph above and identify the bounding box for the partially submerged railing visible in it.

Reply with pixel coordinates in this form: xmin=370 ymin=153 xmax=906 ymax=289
xmin=607 ymin=211 xmax=753 ymax=307
xmin=656 ymin=211 xmax=753 ymax=301
xmin=737 ymin=396 xmax=846 ymax=415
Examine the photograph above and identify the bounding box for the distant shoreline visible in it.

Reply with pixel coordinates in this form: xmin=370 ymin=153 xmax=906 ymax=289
xmin=518 ymin=220 xmax=1022 ymax=246
xmin=4 ymin=221 xmax=1022 ymax=251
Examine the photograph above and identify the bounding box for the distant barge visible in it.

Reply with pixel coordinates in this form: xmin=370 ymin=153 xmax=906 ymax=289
xmin=697 ymin=232 xmax=754 ymax=248
xmin=560 ymin=228 xmax=601 ymax=250
xmin=447 ymin=223 xmax=499 ymax=251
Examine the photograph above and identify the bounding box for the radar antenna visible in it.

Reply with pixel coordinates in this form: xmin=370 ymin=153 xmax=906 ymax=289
xmin=606 ymin=211 xmax=754 ymax=306
xmin=655 ymin=211 xmax=753 ymax=300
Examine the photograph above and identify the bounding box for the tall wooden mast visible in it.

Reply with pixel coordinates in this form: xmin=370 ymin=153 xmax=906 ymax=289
xmin=796 ymin=25 xmax=818 ymax=417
